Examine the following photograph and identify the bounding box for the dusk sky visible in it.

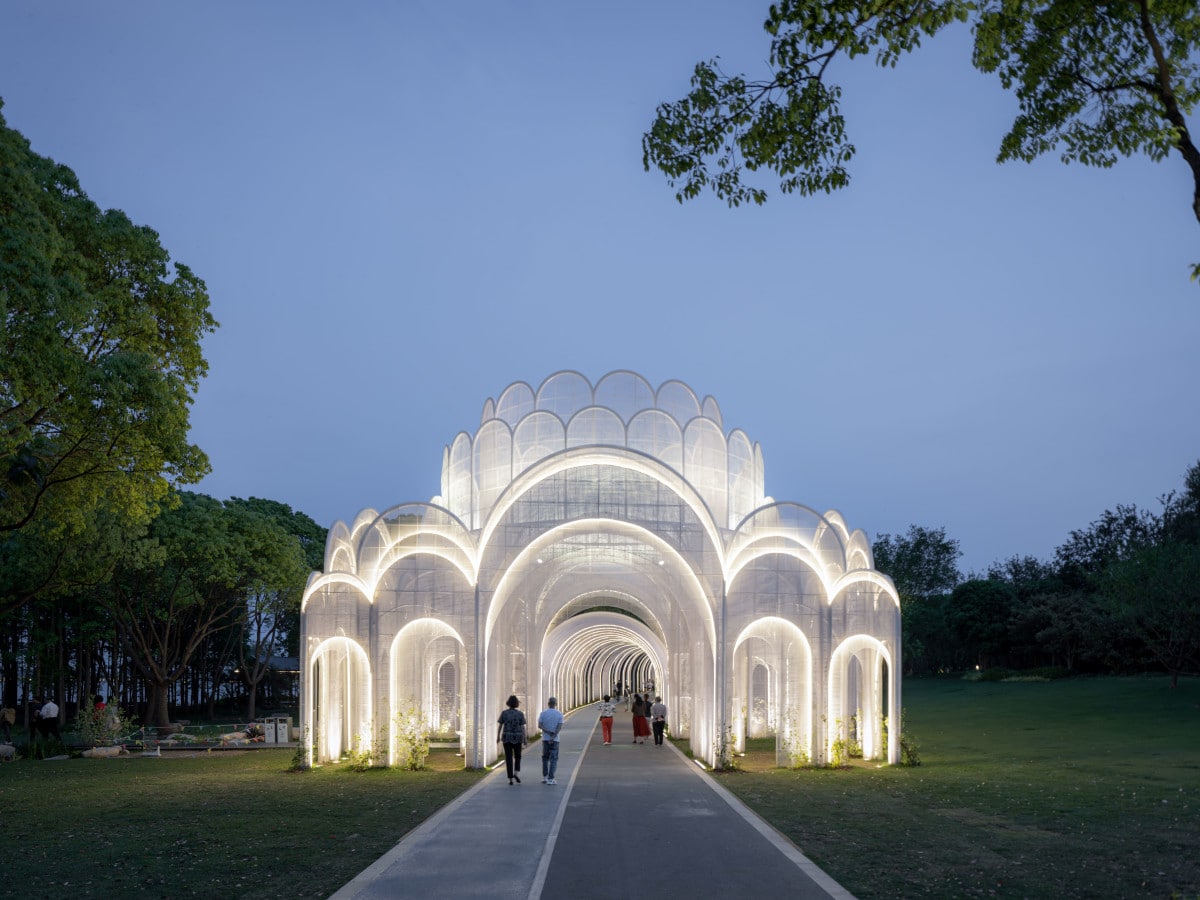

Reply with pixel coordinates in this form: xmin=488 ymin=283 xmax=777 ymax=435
xmin=3 ymin=2 xmax=1197 ymax=575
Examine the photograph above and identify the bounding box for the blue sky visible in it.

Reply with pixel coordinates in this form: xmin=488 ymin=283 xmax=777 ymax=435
xmin=3 ymin=2 xmax=1197 ymax=574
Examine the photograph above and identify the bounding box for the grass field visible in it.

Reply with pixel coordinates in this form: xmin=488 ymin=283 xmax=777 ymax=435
xmin=1 ymin=677 xmax=1196 ymax=898
xmin=718 ymin=676 xmax=1200 ymax=899
xmin=0 ymin=748 xmax=482 ymax=898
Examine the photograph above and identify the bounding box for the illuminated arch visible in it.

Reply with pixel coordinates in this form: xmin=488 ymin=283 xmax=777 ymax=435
xmin=732 ymin=617 xmax=813 ymax=765
xmin=307 ymin=636 xmax=372 ymax=765
xmin=828 ymin=635 xmax=894 ymax=763
xmin=389 ymin=618 xmax=466 ymax=766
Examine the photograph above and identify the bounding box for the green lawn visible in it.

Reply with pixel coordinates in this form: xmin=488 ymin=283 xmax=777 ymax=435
xmin=2 ymin=678 xmax=1196 ymax=898
xmin=0 ymin=748 xmax=482 ymax=898
xmin=718 ymin=676 xmax=1200 ymax=899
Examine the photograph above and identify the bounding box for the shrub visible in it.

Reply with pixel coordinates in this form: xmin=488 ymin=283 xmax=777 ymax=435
xmin=392 ymin=703 xmax=431 ymax=771
xmin=1023 ymin=666 xmax=1073 ymax=680
xmin=72 ymin=695 xmax=135 ymax=747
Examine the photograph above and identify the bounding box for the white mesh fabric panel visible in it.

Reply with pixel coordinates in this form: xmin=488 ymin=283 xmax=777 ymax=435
xmin=536 ymin=371 xmax=592 ymax=418
xmin=727 ymin=429 xmax=755 ymax=529
xmin=594 ymin=370 xmax=655 ymax=422
xmin=701 ymin=395 xmax=723 ymax=431
xmin=566 ymin=407 xmax=625 ymax=449
xmin=627 ymin=409 xmax=683 ymax=472
xmin=684 ymin=418 xmax=728 ymax=528
xmin=655 ymin=380 xmax=702 ymax=426
xmin=513 ymin=410 xmax=566 ymax=476
xmin=473 ymin=419 xmax=513 ymax=529
xmin=447 ymin=433 xmax=473 ymax=523
xmin=496 ymin=382 xmax=536 ymax=426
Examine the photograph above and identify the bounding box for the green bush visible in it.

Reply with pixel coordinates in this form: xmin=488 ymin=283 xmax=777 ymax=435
xmin=1023 ymin=666 xmax=1073 ymax=680
xmin=393 ymin=703 xmax=431 ymax=771
xmin=964 ymin=667 xmax=1017 ymax=682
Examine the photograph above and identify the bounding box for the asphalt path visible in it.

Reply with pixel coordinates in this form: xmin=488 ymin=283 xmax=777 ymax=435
xmin=331 ymin=707 xmax=853 ymax=899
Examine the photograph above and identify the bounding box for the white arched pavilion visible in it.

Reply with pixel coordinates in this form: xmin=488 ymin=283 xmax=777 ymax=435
xmin=300 ymin=371 xmax=901 ymax=768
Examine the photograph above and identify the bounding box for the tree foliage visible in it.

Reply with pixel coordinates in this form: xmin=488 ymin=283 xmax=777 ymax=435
xmin=224 ymin=497 xmax=324 ymax=719
xmin=643 ymin=1 xmax=1200 ymax=275
xmin=1054 ymin=502 xmax=1161 ymax=588
xmin=872 ymin=524 xmax=962 ymax=602
xmin=1104 ymin=539 xmax=1200 ymax=687
xmin=105 ymin=492 xmax=308 ymax=726
xmin=0 ymin=100 xmax=216 ymax=550
xmin=873 ymin=524 xmax=961 ymax=673
xmin=948 ymin=578 xmax=1017 ymax=668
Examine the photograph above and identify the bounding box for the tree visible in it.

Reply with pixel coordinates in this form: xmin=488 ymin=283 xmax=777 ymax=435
xmin=0 ymin=100 xmax=216 ymax=557
xmin=1054 ymin=503 xmax=1160 ymax=589
xmin=873 ymin=524 xmax=962 ymax=601
xmin=1009 ymin=588 xmax=1112 ymax=670
xmin=642 ymin=1 xmax=1200 ymax=276
xmin=1104 ymin=540 xmax=1200 ymax=687
xmin=873 ymin=525 xmax=961 ymax=673
xmin=1161 ymin=459 xmax=1200 ymax=545
xmin=105 ymin=493 xmax=305 ymax=727
xmin=225 ymin=497 xmax=322 ymax=720
xmin=948 ymin=578 xmax=1017 ymax=669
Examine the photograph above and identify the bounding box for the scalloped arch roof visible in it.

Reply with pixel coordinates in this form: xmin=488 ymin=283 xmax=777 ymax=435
xmin=444 ymin=371 xmax=759 ymax=530
xmin=482 ymin=370 xmax=725 ymax=433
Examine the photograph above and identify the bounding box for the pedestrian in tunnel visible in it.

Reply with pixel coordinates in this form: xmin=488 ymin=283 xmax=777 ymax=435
xmin=496 ymin=695 xmax=527 ymax=785
xmin=597 ymin=695 xmax=615 ymax=744
xmin=630 ymin=694 xmax=649 ymax=743
xmin=538 ymin=696 xmax=564 ymax=784
xmin=651 ymin=695 xmax=667 ymax=745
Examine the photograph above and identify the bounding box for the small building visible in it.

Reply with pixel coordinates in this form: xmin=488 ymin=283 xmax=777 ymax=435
xmin=300 ymin=371 xmax=901 ymax=767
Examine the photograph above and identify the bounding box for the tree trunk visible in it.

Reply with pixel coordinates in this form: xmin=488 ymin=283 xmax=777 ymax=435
xmin=144 ymin=682 xmax=171 ymax=727
xmin=244 ymin=677 xmax=258 ymax=722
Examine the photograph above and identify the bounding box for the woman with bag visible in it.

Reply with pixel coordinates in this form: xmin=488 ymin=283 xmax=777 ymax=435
xmin=496 ymin=695 xmax=528 ymax=785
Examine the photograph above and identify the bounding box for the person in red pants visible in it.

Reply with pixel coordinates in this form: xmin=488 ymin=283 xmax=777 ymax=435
xmin=597 ymin=695 xmax=615 ymax=744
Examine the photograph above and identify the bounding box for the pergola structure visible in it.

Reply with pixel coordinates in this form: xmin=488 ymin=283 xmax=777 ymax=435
xmin=300 ymin=371 xmax=901 ymax=768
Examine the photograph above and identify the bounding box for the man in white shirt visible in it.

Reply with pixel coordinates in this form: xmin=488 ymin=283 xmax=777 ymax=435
xmin=537 ymin=697 xmax=565 ymax=784
xmin=39 ymin=698 xmax=60 ymax=739
xmin=650 ymin=696 xmax=667 ymax=746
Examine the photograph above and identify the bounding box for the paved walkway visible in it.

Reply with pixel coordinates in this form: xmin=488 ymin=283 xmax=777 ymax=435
xmin=331 ymin=708 xmax=854 ymax=899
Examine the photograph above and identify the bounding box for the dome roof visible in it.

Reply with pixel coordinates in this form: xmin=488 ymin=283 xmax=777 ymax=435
xmin=438 ymin=371 xmax=765 ymax=531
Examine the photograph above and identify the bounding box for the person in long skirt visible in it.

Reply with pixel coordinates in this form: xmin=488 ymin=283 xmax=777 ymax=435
xmin=630 ymin=694 xmax=649 ymax=743
xmin=496 ymin=695 xmax=527 ymax=784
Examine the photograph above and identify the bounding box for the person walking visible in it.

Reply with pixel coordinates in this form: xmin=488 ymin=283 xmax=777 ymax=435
xmin=496 ymin=695 xmax=528 ymax=785
xmin=597 ymin=695 xmax=615 ymax=744
xmin=38 ymin=697 xmax=60 ymax=740
xmin=630 ymin=694 xmax=649 ymax=743
xmin=651 ymin=696 xmax=667 ymax=746
xmin=537 ymin=697 xmax=564 ymax=784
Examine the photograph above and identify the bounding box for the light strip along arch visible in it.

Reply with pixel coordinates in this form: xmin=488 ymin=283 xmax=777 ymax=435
xmin=543 ymin=613 xmax=666 ymax=707
xmin=483 ymin=517 xmax=717 ymax=653
xmin=355 ymin=502 xmax=477 ymax=597
xmin=725 ymin=544 xmax=836 ymax=601
xmin=546 ymin=589 xmax=665 ymax=643
xmin=831 ymin=570 xmax=901 ymax=609
xmin=301 ymin=572 xmax=370 ymax=613
xmin=475 ymin=445 xmax=727 ymax=579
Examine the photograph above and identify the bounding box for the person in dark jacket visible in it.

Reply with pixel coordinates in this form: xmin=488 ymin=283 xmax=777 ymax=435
xmin=496 ymin=695 xmax=528 ymax=784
